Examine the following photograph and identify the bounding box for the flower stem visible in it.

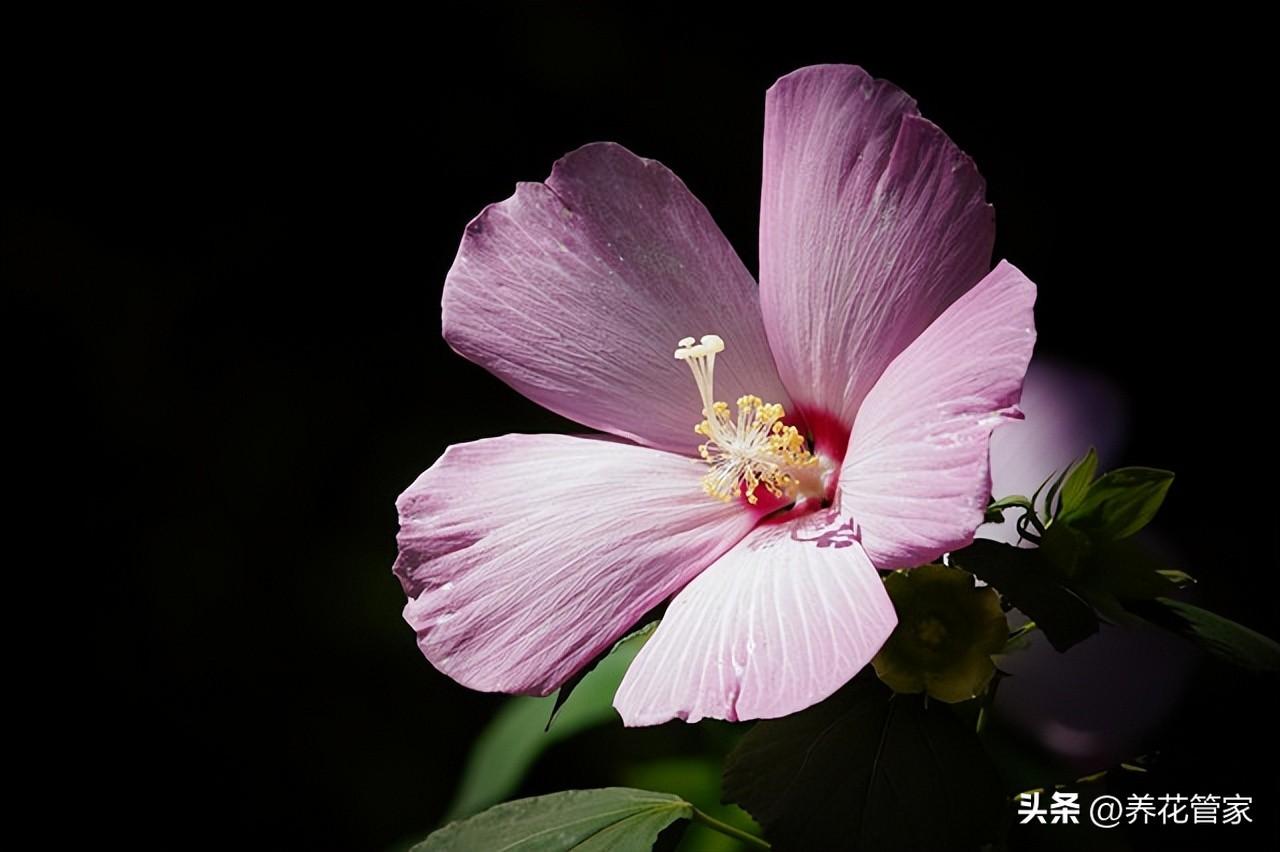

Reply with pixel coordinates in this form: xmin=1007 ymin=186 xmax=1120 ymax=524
xmin=975 ymin=670 xmax=1005 ymax=734
xmin=1008 ymin=620 xmax=1038 ymax=642
xmin=691 ymin=807 xmax=771 ymax=849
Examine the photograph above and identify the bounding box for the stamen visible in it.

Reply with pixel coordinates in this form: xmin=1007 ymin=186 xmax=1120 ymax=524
xmin=675 ymin=334 xmax=818 ymax=505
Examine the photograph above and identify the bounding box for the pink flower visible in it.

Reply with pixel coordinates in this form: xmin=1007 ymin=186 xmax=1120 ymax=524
xmin=394 ymin=65 xmax=1037 ymax=725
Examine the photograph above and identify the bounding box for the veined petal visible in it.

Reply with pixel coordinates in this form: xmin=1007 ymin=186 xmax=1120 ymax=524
xmin=985 ymin=360 xmax=1129 ymax=517
xmin=443 ymin=142 xmax=792 ymax=456
xmin=394 ymin=434 xmax=759 ymax=696
xmin=760 ymin=65 xmax=995 ymax=444
xmin=614 ymin=511 xmax=896 ymax=725
xmin=982 ymin=362 xmax=1128 ymax=546
xmin=837 ymin=261 xmax=1037 ymax=569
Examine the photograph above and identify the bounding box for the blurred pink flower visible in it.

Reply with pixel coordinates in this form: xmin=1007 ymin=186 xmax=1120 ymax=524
xmin=394 ymin=65 xmax=1037 ymax=725
xmin=985 ymin=361 xmax=1194 ymax=769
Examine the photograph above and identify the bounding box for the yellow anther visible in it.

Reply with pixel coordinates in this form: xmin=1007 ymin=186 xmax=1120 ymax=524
xmin=674 ymin=334 xmax=818 ymax=505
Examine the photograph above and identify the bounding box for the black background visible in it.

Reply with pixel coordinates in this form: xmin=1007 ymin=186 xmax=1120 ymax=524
xmin=8 ymin=9 xmax=1277 ymax=851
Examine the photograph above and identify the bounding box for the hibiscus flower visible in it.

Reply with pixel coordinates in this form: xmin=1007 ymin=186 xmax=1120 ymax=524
xmin=394 ymin=64 xmax=1037 ymax=725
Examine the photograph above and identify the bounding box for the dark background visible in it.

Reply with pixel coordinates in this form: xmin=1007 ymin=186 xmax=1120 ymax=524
xmin=8 ymin=10 xmax=1277 ymax=851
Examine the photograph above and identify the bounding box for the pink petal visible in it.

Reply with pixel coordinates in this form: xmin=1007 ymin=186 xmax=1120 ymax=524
xmin=394 ymin=434 xmax=760 ymax=696
xmin=759 ymin=65 xmax=995 ymax=447
xmin=985 ymin=360 xmax=1129 ymax=510
xmin=837 ymin=261 xmax=1037 ymax=569
xmin=443 ymin=142 xmax=791 ymax=456
xmin=981 ymin=361 xmax=1126 ymax=547
xmin=613 ymin=511 xmax=896 ymax=725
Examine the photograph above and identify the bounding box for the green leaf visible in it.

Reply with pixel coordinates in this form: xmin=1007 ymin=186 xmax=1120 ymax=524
xmin=416 ymin=788 xmax=693 ymax=852
xmin=620 ymin=758 xmax=761 ymax=852
xmin=984 ymin=495 xmax=1044 ymax=540
xmin=548 ymin=622 xmax=657 ymax=730
xmin=445 ymin=627 xmax=653 ymax=820
xmin=1141 ymin=598 xmax=1280 ymax=672
xmin=723 ymin=676 xmax=1004 ymax=852
xmin=1001 ymin=620 xmax=1038 ymax=653
xmin=985 ymin=495 xmax=1032 ymax=524
xmin=1056 ymin=447 xmax=1098 ymax=515
xmin=1157 ymin=568 xmax=1197 ymax=588
xmin=1059 ymin=467 xmax=1174 ymax=539
xmin=1042 ymin=464 xmax=1072 ymax=521
xmin=1037 ymin=522 xmax=1090 ymax=577
xmin=1071 ymin=538 xmax=1183 ymax=622
xmin=951 ymin=540 xmax=1099 ymax=652
xmin=1029 ymin=470 xmax=1054 ymax=510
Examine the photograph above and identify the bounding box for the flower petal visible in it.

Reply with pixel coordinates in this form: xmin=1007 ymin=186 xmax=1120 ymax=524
xmin=394 ymin=434 xmax=759 ymax=696
xmin=614 ymin=511 xmax=896 ymax=725
xmin=760 ymin=65 xmax=995 ymax=443
xmin=987 ymin=360 xmax=1129 ymax=507
xmin=981 ymin=360 xmax=1129 ymax=545
xmin=443 ymin=142 xmax=791 ymax=456
xmin=837 ymin=261 xmax=1037 ymax=569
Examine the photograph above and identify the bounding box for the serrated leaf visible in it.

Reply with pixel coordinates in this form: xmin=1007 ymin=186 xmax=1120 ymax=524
xmin=1059 ymin=467 xmax=1173 ymax=539
xmin=1057 ymin=447 xmax=1098 ymax=515
xmin=1144 ymin=598 xmax=1280 ymax=672
xmin=417 ymin=788 xmax=693 ymax=852
xmin=445 ymin=627 xmax=653 ymax=820
xmin=952 ymin=540 xmax=1099 ymax=652
xmin=723 ymin=677 xmax=1003 ymax=852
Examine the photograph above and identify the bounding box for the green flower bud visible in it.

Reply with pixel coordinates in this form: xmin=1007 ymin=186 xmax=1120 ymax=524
xmin=872 ymin=563 xmax=1009 ymax=703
